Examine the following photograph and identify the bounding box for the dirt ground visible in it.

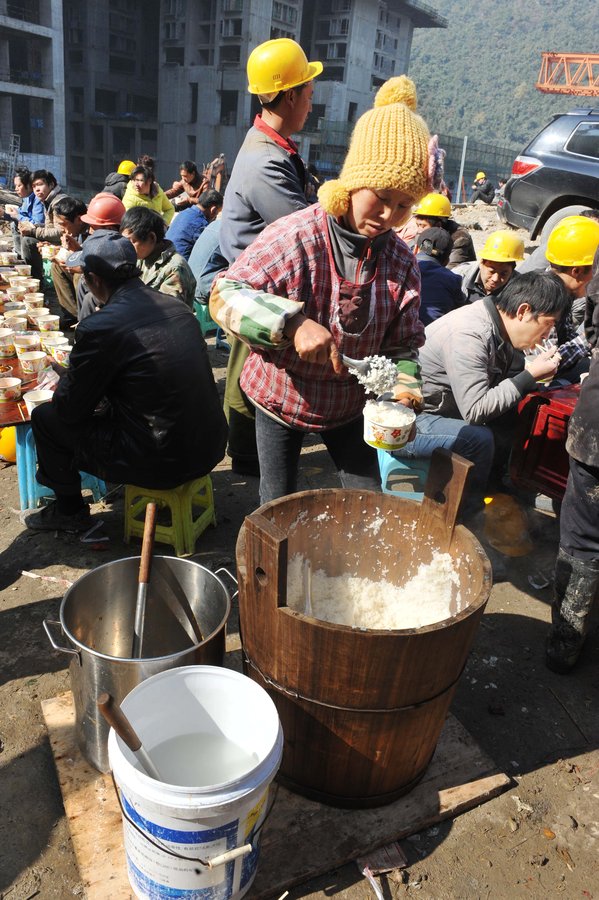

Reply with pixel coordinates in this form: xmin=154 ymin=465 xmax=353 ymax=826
xmin=1 ymin=206 xmax=598 ymax=900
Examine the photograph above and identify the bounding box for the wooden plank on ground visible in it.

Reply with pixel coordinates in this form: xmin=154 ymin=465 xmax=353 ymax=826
xmin=42 ymin=693 xmax=511 ymax=900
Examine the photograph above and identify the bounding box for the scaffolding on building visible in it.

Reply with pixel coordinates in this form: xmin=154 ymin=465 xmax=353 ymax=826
xmin=0 ymin=133 xmax=21 ymax=188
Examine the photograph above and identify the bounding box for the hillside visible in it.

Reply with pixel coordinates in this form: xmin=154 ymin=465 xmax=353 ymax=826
xmin=409 ymin=0 xmax=597 ymax=148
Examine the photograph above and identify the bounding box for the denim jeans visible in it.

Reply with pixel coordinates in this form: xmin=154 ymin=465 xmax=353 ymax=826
xmin=393 ymin=412 xmax=495 ymax=517
xmin=255 ymin=408 xmax=380 ymax=505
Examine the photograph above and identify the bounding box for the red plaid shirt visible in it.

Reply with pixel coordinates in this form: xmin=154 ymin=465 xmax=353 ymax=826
xmin=227 ymin=204 xmax=424 ymax=430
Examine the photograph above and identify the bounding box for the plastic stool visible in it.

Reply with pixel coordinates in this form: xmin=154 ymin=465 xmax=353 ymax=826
xmin=42 ymin=258 xmax=54 ymax=291
xmin=377 ymin=448 xmax=430 ymax=501
xmin=15 ymin=423 xmax=107 ymax=510
xmin=124 ymin=476 xmax=216 ymax=557
xmin=193 ymin=300 xmax=218 ymax=336
xmin=193 ymin=300 xmax=229 ymax=352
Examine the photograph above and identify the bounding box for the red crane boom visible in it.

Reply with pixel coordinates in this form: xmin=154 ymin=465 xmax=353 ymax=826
xmin=536 ymin=52 xmax=599 ymax=97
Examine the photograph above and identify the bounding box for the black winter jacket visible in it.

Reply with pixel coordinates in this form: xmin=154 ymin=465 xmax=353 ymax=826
xmin=102 ymin=172 xmax=128 ymax=200
xmin=52 ymin=278 xmax=227 ymax=486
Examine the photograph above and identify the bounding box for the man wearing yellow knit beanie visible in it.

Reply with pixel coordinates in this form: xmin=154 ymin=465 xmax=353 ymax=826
xmin=210 ymin=76 xmax=436 ymax=503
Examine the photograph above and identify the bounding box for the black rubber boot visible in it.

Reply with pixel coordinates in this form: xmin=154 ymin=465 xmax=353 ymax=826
xmin=546 ymin=549 xmax=599 ymax=673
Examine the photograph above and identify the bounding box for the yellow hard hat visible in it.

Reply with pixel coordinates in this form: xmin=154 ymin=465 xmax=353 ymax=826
xmin=0 ymin=426 xmax=16 ymax=463
xmin=117 ymin=159 xmax=136 ymax=176
xmin=546 ymin=215 xmax=599 ymax=267
xmin=475 ymin=171 xmax=486 ymax=180
xmin=480 ymin=230 xmax=525 ymax=263
xmin=413 ymin=192 xmax=452 ymax=218
xmin=247 ymin=38 xmax=323 ymax=96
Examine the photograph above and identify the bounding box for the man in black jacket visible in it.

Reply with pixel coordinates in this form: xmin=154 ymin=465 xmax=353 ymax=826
xmin=547 ymin=247 xmax=599 ymax=672
xmin=25 ymin=232 xmax=227 ymax=532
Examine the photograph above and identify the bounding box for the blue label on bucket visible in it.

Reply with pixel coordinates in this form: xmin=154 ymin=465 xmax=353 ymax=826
xmin=129 ymin=857 xmax=234 ymax=899
xmin=123 ymin=794 xmax=239 ymax=845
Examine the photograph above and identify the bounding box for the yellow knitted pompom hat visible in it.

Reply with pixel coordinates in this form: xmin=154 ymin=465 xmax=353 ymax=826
xmin=318 ymin=75 xmax=431 ymax=218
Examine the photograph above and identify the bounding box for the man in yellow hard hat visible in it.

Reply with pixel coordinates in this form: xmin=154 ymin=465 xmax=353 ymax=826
xmin=219 ymin=38 xmax=323 ymax=476
xmin=470 ymin=171 xmax=494 ymax=204
xmin=542 ymin=214 xmax=599 ymax=381
xmin=458 ymin=230 xmax=524 ymax=302
xmin=412 ymin=192 xmax=476 ymax=269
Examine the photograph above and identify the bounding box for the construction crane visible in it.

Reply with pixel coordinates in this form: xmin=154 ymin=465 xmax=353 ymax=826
xmin=536 ymin=52 xmax=599 ymax=96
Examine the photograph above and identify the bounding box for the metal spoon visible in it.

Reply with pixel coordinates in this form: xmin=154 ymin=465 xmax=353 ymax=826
xmin=340 ymin=354 xmax=372 ymax=376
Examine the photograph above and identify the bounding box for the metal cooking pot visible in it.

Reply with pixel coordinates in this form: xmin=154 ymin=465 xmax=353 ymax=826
xmin=44 ymin=556 xmax=234 ymax=773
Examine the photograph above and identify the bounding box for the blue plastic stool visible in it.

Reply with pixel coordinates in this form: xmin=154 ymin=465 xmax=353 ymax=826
xmin=377 ymin=448 xmax=430 ymax=501
xmin=193 ymin=300 xmax=229 ymax=351
xmin=15 ymin=423 xmax=107 ymax=511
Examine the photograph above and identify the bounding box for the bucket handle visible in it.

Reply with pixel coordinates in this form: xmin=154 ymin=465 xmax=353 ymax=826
xmin=112 ymin=774 xmax=256 ymax=868
xmin=214 ymin=566 xmax=239 ymax=602
xmin=43 ymin=618 xmax=81 ymax=665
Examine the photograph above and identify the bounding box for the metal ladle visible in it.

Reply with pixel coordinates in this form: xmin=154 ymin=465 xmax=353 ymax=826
xmin=97 ymin=692 xmax=162 ymax=780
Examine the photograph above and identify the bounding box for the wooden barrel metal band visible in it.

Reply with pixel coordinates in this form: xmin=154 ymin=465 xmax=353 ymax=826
xmin=243 ymin=651 xmax=466 ymax=713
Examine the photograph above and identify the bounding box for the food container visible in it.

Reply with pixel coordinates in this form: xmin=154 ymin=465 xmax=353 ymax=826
xmin=5 ymin=317 xmax=27 ymax=332
xmin=40 ymin=331 xmax=66 ymax=352
xmin=51 ymin=344 xmax=71 ymax=367
xmin=27 ymin=309 xmax=51 ymax=327
xmin=14 ymin=264 xmax=31 ymax=276
xmin=19 ymin=350 xmax=48 ymax=375
xmin=7 ymin=275 xmax=29 ymax=289
xmin=363 ymin=400 xmax=416 ymax=451
xmin=40 ymin=244 xmax=59 ymax=260
xmin=0 ymin=328 xmax=16 ymax=358
xmin=3 ymin=306 xmax=27 ymax=320
xmin=0 ymin=376 xmax=21 ymax=402
xmin=38 ymin=314 xmax=60 ymax=332
xmin=23 ymin=278 xmax=41 ymax=293
xmin=6 ymin=287 xmax=26 ymax=301
xmin=24 ymin=295 xmax=44 ymax=310
xmin=14 ymin=334 xmax=42 ymax=354
xmin=23 ymin=389 xmax=53 ymax=415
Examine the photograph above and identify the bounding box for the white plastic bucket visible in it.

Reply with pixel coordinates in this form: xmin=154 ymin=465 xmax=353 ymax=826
xmin=108 ymin=665 xmax=283 ymax=900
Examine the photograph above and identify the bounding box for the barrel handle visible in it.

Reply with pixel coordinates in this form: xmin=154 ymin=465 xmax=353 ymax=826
xmin=244 ymin=512 xmax=288 ymax=610
xmin=43 ymin=618 xmax=81 ymax=665
xmin=214 ymin=566 xmax=239 ymax=601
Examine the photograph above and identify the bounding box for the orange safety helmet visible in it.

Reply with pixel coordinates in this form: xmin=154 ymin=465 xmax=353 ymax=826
xmin=81 ymin=192 xmax=126 ymax=227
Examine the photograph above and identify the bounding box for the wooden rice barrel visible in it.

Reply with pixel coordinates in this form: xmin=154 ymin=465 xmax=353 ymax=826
xmin=236 ymin=488 xmax=491 ymax=808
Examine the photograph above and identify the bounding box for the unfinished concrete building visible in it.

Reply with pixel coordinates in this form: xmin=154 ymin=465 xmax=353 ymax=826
xmin=0 ymin=0 xmax=65 ymax=184
xmin=157 ymin=0 xmax=446 ymax=179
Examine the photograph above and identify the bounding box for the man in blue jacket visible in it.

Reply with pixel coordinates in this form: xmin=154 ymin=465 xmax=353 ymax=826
xmin=0 ymin=167 xmax=45 ymax=255
xmin=165 ymin=189 xmax=223 ymax=260
xmin=415 ymin=227 xmax=465 ymax=326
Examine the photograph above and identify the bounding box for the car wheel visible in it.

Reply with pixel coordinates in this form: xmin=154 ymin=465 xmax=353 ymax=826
xmin=539 ymin=205 xmax=593 ymax=242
